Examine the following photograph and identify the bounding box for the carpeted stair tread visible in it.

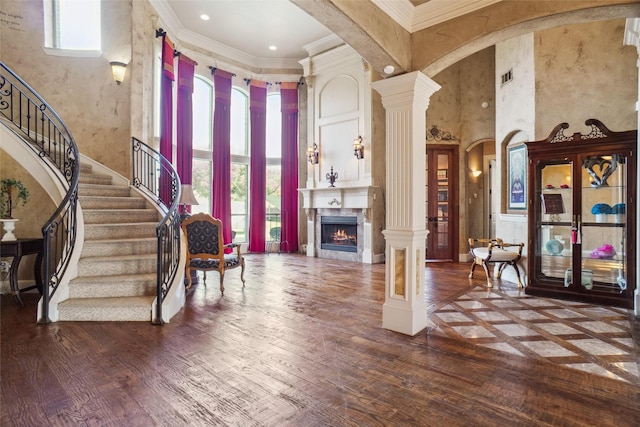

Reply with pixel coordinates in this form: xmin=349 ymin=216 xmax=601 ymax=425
xmin=68 ymin=273 xmax=157 ymax=298
xmin=79 ymin=252 xmax=157 ymax=263
xmin=78 ymin=184 xmax=132 ymax=197
xmin=57 ymin=296 xmax=154 ymax=322
xmin=79 ymin=173 xmax=112 ymax=185
xmin=81 ymin=238 xmax=156 ymax=257
xmin=84 ymin=222 xmax=157 ymax=240
xmin=70 ymin=272 xmax=157 ymax=284
xmin=79 ymin=196 xmax=148 ymax=210
xmin=76 ymin=253 xmax=157 ymax=277
xmin=82 ymin=208 xmax=159 ymax=224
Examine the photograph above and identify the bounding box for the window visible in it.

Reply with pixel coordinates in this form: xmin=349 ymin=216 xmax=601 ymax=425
xmin=265 ymin=93 xmax=282 ymax=240
xmin=230 ymin=88 xmax=249 ymax=241
xmin=193 ymin=77 xmax=213 ymax=151
xmin=44 ymin=0 xmax=101 ymax=54
xmin=192 ymin=76 xmax=214 ymax=212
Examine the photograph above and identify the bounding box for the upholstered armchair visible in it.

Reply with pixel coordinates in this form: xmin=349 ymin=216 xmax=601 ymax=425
xmin=181 ymin=213 xmax=245 ymax=294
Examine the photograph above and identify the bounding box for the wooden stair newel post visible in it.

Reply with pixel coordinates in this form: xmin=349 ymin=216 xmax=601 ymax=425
xmin=372 ymin=72 xmax=441 ymax=335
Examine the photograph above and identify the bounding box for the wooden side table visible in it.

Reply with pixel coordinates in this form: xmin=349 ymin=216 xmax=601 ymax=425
xmin=0 ymin=238 xmax=44 ymax=306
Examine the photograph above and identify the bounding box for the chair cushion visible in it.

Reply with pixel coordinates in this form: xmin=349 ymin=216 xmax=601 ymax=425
xmin=472 ymin=247 xmax=519 ymax=262
xmin=190 ymin=254 xmax=241 ymax=269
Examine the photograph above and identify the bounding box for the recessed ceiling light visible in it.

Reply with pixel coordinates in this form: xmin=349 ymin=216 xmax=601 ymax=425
xmin=200 ymin=14 xmax=210 ymax=21
xmin=269 ymin=45 xmax=277 ymax=51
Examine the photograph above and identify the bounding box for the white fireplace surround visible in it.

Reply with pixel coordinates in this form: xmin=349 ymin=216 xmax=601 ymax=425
xmin=299 ymin=186 xmax=378 ymax=263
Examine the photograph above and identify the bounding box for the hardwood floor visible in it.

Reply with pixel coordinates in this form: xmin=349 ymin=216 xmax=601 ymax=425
xmin=2 ymin=255 xmax=639 ymax=426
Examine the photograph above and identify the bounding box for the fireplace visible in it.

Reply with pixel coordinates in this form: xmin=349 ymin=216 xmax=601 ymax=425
xmin=321 ymin=216 xmax=357 ymax=253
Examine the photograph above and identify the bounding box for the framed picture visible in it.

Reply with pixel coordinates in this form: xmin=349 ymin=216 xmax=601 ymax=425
xmin=508 ymin=144 xmax=527 ymax=210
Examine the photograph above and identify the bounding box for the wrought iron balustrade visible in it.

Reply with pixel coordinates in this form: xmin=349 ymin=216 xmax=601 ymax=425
xmin=131 ymin=137 xmax=181 ymax=324
xmin=0 ymin=61 xmax=79 ymax=323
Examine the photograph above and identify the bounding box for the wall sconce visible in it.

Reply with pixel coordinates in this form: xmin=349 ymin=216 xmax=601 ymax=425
xmin=109 ymin=61 xmax=127 ymax=85
xmin=353 ymin=136 xmax=364 ymax=159
xmin=471 ymin=170 xmax=482 ymax=178
xmin=307 ymin=143 xmax=319 ymax=164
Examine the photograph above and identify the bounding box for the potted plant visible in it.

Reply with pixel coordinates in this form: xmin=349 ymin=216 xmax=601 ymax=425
xmin=0 ymin=178 xmax=29 ymax=241
xmin=590 ymin=203 xmax=611 ymax=223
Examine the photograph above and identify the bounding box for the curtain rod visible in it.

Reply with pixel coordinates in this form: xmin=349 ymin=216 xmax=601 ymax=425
xmin=208 ymin=66 xmax=236 ymax=77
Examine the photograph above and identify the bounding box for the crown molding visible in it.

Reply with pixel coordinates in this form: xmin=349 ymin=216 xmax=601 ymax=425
xmin=373 ymin=0 xmax=503 ymax=32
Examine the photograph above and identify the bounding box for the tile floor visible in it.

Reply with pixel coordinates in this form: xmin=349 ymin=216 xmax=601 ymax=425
xmin=427 ymin=283 xmax=640 ymax=385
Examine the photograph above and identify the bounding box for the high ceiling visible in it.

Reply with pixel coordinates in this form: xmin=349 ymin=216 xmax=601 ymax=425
xmin=151 ymin=0 xmax=501 ymax=69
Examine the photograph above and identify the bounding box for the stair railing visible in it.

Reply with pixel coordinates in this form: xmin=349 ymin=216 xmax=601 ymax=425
xmin=131 ymin=137 xmax=181 ymax=324
xmin=0 ymin=62 xmax=79 ymax=323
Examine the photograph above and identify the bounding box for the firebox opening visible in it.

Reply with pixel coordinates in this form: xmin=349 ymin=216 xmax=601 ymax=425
xmin=321 ymin=216 xmax=357 ymax=253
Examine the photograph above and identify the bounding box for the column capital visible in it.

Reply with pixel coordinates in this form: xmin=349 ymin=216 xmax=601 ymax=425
xmin=372 ymin=71 xmax=441 ymax=111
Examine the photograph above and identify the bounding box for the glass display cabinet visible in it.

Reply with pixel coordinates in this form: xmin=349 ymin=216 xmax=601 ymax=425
xmin=525 ymin=119 xmax=636 ymax=308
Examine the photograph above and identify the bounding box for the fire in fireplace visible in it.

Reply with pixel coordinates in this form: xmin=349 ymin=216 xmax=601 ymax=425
xmin=321 ymin=216 xmax=357 ymax=253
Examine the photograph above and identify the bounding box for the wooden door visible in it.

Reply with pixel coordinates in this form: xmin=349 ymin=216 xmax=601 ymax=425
xmin=426 ymin=146 xmax=458 ymax=260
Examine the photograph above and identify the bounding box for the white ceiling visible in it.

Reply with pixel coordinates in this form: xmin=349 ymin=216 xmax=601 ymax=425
xmin=151 ymin=0 xmax=501 ymax=69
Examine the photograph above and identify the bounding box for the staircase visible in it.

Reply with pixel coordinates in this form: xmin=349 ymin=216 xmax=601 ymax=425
xmin=57 ymin=163 xmax=161 ymax=321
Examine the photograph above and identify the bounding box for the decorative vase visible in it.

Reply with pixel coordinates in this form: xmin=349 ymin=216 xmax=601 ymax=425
xmin=595 ymin=214 xmax=608 ymax=223
xmin=614 ymin=213 xmax=625 ymax=224
xmin=1 ymin=218 xmax=19 ymax=241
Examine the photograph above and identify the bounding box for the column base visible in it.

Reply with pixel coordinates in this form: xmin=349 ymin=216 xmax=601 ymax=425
xmin=382 ymin=300 xmax=435 ymax=336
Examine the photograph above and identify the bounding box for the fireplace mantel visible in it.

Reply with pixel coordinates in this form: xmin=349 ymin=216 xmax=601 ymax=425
xmin=298 ymin=186 xmax=378 ymax=210
xmin=299 ymin=186 xmax=380 ymax=263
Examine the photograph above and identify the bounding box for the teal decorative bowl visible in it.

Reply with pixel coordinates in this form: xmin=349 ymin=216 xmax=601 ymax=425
xmin=546 ymin=239 xmax=563 ymax=256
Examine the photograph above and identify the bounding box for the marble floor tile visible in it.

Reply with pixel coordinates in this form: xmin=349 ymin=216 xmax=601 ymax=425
xmin=455 ymin=300 xmax=487 ymax=309
xmin=537 ymin=322 xmax=581 ymax=336
xmin=519 ymin=340 xmax=577 ymax=357
xmin=543 ymin=308 xmax=588 ymax=319
xmin=451 ymin=325 xmax=496 ymax=338
xmin=480 ymin=342 xmax=525 ymax=357
xmin=519 ymin=298 xmax=559 ymax=308
xmin=567 ymin=339 xmax=628 ymax=356
xmin=435 ymin=312 xmax=473 ymax=323
xmin=472 ymin=311 xmax=511 ymax=321
xmin=509 ymin=310 xmax=550 ymax=320
xmin=493 ymin=323 xmax=539 ymax=337
xmin=574 ymin=320 xmax=626 ymax=334
xmin=487 ymin=299 xmax=523 ymax=308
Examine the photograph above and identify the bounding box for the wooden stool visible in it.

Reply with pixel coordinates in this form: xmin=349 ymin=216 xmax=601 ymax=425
xmin=468 ymin=238 xmax=524 ymax=288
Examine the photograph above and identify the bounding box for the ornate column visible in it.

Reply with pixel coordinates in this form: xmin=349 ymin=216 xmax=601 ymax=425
xmin=623 ymin=18 xmax=640 ymax=315
xmin=372 ymin=72 xmax=441 ymax=335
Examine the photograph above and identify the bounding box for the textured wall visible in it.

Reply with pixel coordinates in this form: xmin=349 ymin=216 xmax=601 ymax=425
xmin=0 ymin=0 xmax=133 ymax=177
xmin=534 ymin=19 xmax=638 ymax=136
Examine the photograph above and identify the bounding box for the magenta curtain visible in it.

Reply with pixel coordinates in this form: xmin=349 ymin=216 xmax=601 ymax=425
xmin=248 ymin=81 xmax=267 ymax=252
xmin=160 ymin=36 xmax=175 ymax=205
xmin=280 ymin=82 xmax=299 ymax=253
xmin=177 ymin=54 xmax=196 ymax=213
xmin=211 ymin=69 xmax=234 ymax=245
